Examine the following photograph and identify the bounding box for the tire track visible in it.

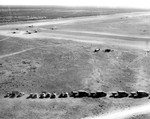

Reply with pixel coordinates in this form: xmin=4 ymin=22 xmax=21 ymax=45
xmin=0 ymin=48 xmax=35 ymax=59
xmin=0 ymin=37 xmax=9 ymax=42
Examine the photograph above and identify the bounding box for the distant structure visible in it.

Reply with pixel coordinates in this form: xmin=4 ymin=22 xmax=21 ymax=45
xmin=129 ymin=91 xmax=149 ymax=99
xmin=93 ymin=48 xmax=115 ymax=53
xmin=34 ymin=30 xmax=38 ymax=33
xmin=76 ymin=90 xmax=89 ymax=98
xmin=16 ymin=92 xmax=25 ymax=98
xmin=4 ymin=91 xmax=24 ymax=98
xmin=39 ymin=92 xmax=46 ymax=99
xmin=28 ymin=25 xmax=33 ymax=28
xmin=110 ymin=91 xmax=128 ymax=98
xmin=50 ymin=26 xmax=57 ymax=30
xmin=145 ymin=40 xmax=150 ymax=56
xmin=26 ymin=31 xmax=32 ymax=34
xmin=58 ymin=92 xmax=69 ymax=98
xmin=69 ymin=91 xmax=78 ymax=97
xmin=4 ymin=90 xmax=150 ymax=100
xmin=50 ymin=93 xmax=57 ymax=99
xmin=31 ymin=93 xmax=38 ymax=99
xmin=45 ymin=93 xmax=51 ymax=98
xmin=144 ymin=49 xmax=150 ymax=56
xmin=94 ymin=48 xmax=100 ymax=53
xmin=103 ymin=49 xmax=114 ymax=53
xmin=26 ymin=93 xmax=34 ymax=99
xmin=89 ymin=91 xmax=107 ymax=98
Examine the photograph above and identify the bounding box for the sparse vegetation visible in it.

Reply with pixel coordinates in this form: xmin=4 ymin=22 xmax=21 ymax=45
xmin=0 ymin=7 xmax=150 ymax=119
xmin=0 ymin=6 xmax=147 ymax=24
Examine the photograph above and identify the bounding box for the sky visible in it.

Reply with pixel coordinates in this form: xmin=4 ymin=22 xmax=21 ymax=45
xmin=0 ymin=0 xmax=150 ymax=9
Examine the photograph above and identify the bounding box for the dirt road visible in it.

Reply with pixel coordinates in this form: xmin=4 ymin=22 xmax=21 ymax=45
xmin=0 ymin=12 xmax=150 ymax=50
xmin=82 ymin=102 xmax=150 ymax=119
xmin=0 ymin=11 xmax=149 ymax=28
xmin=1 ymin=11 xmax=150 ymax=119
xmin=0 ymin=48 xmax=35 ymax=59
xmin=0 ymin=29 xmax=147 ymax=50
xmin=0 ymin=37 xmax=9 ymax=42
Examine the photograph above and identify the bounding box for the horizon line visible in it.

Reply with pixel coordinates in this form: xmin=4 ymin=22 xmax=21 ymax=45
xmin=0 ymin=5 xmax=149 ymax=10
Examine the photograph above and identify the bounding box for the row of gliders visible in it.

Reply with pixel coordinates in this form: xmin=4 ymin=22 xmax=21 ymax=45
xmin=3 ymin=90 xmax=150 ymax=99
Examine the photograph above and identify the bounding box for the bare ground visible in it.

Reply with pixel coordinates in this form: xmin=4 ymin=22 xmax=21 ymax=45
xmin=0 ymin=11 xmax=150 ymax=119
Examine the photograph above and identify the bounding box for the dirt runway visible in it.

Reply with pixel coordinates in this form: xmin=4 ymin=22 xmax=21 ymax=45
xmin=82 ymin=102 xmax=150 ymax=119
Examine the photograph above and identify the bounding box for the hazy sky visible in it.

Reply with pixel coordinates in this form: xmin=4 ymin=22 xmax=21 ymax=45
xmin=1 ymin=0 xmax=150 ymax=9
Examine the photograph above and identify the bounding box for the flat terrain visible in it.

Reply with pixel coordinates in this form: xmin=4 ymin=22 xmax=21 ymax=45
xmin=1 ymin=8 xmax=150 ymax=119
xmin=0 ymin=6 xmax=146 ymax=24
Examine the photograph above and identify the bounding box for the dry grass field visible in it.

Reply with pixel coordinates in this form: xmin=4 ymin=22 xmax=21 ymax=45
xmin=1 ymin=7 xmax=150 ymax=119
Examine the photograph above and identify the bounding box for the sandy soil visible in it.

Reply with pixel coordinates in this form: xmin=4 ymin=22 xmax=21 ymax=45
xmin=1 ymin=11 xmax=150 ymax=119
xmin=1 ymin=12 xmax=150 ymax=50
xmin=83 ymin=101 xmax=150 ymax=119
